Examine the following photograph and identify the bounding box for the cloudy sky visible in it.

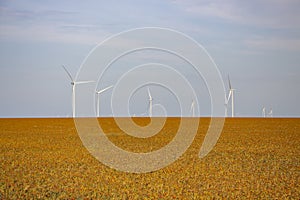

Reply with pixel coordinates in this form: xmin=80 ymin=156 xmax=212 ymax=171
xmin=0 ymin=0 xmax=299 ymax=117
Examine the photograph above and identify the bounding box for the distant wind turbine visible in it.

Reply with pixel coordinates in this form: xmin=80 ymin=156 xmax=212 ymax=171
xmin=262 ymin=107 xmax=266 ymax=118
xmin=96 ymin=85 xmax=113 ymax=117
xmin=147 ymin=87 xmax=153 ymax=117
xmin=268 ymin=108 xmax=273 ymax=117
xmin=227 ymin=75 xmax=236 ymax=118
xmin=62 ymin=65 xmax=94 ymax=118
xmin=190 ymin=99 xmax=195 ymax=117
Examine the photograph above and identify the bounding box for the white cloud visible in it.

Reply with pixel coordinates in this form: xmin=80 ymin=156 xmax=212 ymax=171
xmin=245 ymin=37 xmax=300 ymax=51
xmin=0 ymin=5 xmax=115 ymax=45
xmin=172 ymin=0 xmax=300 ymax=29
xmin=0 ymin=24 xmax=112 ymax=45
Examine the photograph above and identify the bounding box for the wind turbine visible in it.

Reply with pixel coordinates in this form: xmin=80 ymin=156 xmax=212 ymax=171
xmin=268 ymin=108 xmax=273 ymax=117
xmin=95 ymin=85 xmax=113 ymax=117
xmin=227 ymin=75 xmax=235 ymax=118
xmin=262 ymin=107 xmax=266 ymax=118
xmin=147 ymin=87 xmax=153 ymax=117
xmin=190 ymin=99 xmax=195 ymax=117
xmin=62 ymin=65 xmax=94 ymax=118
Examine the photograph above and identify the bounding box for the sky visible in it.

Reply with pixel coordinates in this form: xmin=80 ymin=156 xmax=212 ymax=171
xmin=0 ymin=0 xmax=299 ymax=117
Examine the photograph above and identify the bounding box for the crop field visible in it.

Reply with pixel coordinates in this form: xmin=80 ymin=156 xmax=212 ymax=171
xmin=0 ymin=117 xmax=299 ymax=199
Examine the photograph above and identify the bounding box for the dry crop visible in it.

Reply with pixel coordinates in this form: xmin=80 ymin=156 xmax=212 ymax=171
xmin=0 ymin=117 xmax=299 ymax=199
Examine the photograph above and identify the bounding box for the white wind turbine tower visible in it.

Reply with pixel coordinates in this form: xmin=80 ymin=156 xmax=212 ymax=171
xmin=225 ymin=92 xmax=231 ymax=117
xmin=262 ymin=107 xmax=266 ymax=118
xmin=227 ymin=75 xmax=236 ymax=118
xmin=147 ymin=87 xmax=153 ymax=117
xmin=190 ymin=99 xmax=195 ymax=117
xmin=62 ymin=65 xmax=94 ymax=118
xmin=95 ymin=85 xmax=113 ymax=117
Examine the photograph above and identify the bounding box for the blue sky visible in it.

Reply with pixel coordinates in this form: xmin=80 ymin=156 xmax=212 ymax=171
xmin=0 ymin=0 xmax=299 ymax=117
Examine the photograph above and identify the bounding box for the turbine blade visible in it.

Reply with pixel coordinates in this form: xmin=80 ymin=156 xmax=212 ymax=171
xmin=147 ymin=87 xmax=152 ymax=100
xmin=227 ymin=90 xmax=232 ymax=103
xmin=190 ymin=100 xmax=194 ymax=111
xmin=62 ymin=65 xmax=74 ymax=82
xmin=76 ymin=80 xmax=94 ymax=84
xmin=269 ymin=109 xmax=272 ymax=114
xmin=228 ymin=75 xmax=232 ymax=90
xmin=96 ymin=85 xmax=114 ymax=94
xmin=224 ymin=92 xmax=228 ymax=104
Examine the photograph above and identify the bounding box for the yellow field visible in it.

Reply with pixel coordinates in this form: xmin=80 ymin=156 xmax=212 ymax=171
xmin=0 ymin=118 xmax=299 ymax=199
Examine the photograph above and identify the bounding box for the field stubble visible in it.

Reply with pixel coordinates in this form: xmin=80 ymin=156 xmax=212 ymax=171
xmin=0 ymin=117 xmax=299 ymax=199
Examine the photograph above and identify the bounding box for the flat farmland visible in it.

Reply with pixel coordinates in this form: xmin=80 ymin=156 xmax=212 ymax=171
xmin=0 ymin=118 xmax=299 ymax=199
